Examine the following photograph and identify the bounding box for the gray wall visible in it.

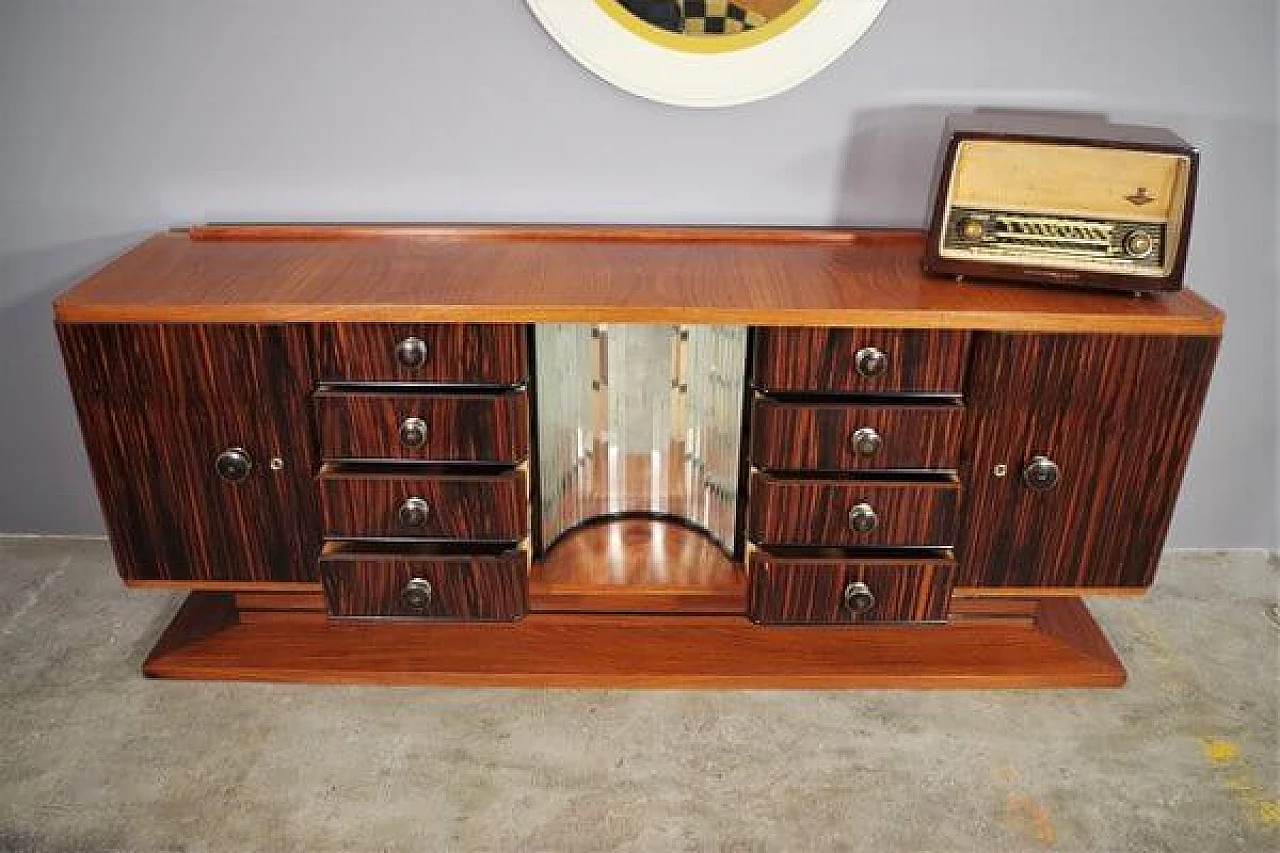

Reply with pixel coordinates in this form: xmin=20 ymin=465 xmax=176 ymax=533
xmin=1 ymin=0 xmax=1276 ymax=546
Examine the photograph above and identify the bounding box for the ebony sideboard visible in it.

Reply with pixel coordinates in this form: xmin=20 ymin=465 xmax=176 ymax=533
xmin=55 ymin=225 xmax=1223 ymax=687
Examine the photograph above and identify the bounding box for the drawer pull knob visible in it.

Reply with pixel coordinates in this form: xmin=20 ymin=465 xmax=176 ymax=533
xmin=401 ymin=577 xmax=433 ymax=611
xmin=399 ymin=416 xmax=428 ymax=449
xmin=398 ymin=497 xmax=431 ymax=528
xmin=1022 ymin=455 xmax=1061 ymax=491
xmin=214 ymin=448 xmax=252 ymax=483
xmin=844 ymin=581 xmax=876 ymax=615
xmin=848 ymin=502 xmax=879 ymax=533
xmin=850 ymin=427 xmax=882 ymax=456
xmin=854 ymin=346 xmax=888 ymax=378
xmin=395 ymin=336 xmax=428 ymax=369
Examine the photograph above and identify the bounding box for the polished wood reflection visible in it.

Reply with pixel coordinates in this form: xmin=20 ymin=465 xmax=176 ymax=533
xmin=55 ymin=227 xmax=1223 ymax=334
xmin=529 ymin=519 xmax=746 ymax=614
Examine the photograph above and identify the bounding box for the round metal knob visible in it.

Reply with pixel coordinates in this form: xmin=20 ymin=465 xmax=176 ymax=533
xmin=398 ymin=497 xmax=431 ymax=528
xmin=958 ymin=217 xmax=986 ymax=241
xmin=854 ymin=347 xmax=888 ymax=378
xmin=401 ymin=577 xmax=433 ymax=611
xmin=844 ymin=581 xmax=876 ymax=615
xmin=214 ymin=448 xmax=252 ymax=483
xmin=850 ymin=427 xmax=882 ymax=457
xmin=399 ymin=416 xmax=428 ymax=449
xmin=1022 ymin=455 xmax=1061 ymax=491
xmin=848 ymin=502 xmax=879 ymax=534
xmin=395 ymin=336 xmax=428 ymax=369
xmin=1123 ymin=229 xmax=1155 ymax=259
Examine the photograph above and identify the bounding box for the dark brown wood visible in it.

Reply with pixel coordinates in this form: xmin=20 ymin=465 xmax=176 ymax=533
xmin=319 ymin=468 xmax=528 ymax=542
xmin=320 ymin=549 xmax=528 ymax=620
xmin=142 ymin=592 xmax=1125 ymax=687
xmin=749 ymin=554 xmax=955 ymax=624
xmin=58 ymin=323 xmax=321 ymax=583
xmin=53 ymin=229 xmax=1223 ymax=334
xmin=530 ymin=520 xmax=746 ymax=614
xmin=750 ymin=474 xmax=961 ymax=547
xmin=314 ymin=323 xmax=528 ymax=385
xmin=922 ymin=113 xmax=1198 ymax=293
xmin=751 ymin=398 xmax=963 ymax=471
xmin=753 ymin=328 xmax=971 ymax=393
xmin=958 ymin=333 xmax=1219 ymax=587
xmin=314 ymin=389 xmax=529 ymax=463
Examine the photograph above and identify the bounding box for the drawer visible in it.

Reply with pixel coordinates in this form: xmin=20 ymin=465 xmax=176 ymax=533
xmin=315 ymin=323 xmax=528 ymax=385
xmin=751 ymin=398 xmax=963 ymax=472
xmin=321 ymin=543 xmax=528 ymax=620
xmin=315 ymin=389 xmax=529 ymax=463
xmin=753 ymin=328 xmax=970 ymax=394
xmin=749 ymin=473 xmax=960 ymax=547
xmin=320 ymin=468 xmax=528 ymax=541
xmin=749 ymin=553 xmax=955 ymax=624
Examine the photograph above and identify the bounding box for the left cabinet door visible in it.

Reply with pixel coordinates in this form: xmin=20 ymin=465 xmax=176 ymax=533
xmin=59 ymin=324 xmax=321 ymax=584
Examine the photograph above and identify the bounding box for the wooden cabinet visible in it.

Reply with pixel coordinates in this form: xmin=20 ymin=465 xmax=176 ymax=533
xmin=957 ymin=333 xmax=1219 ymax=588
xmin=53 ymin=226 xmax=1223 ymax=688
xmin=58 ymin=324 xmax=321 ymax=584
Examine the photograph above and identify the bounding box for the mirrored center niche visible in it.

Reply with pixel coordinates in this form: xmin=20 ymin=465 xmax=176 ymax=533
xmin=535 ymin=325 xmax=750 ymax=555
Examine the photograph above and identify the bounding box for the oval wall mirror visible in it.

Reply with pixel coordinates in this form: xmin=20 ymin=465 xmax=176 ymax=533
xmin=527 ymin=0 xmax=890 ymax=108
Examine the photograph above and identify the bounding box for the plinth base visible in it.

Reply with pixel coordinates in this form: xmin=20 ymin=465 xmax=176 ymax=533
xmin=143 ymin=593 xmax=1126 ymax=688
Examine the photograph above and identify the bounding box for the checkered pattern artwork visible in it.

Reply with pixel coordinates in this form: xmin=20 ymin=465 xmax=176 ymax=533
xmin=680 ymin=0 xmax=768 ymax=33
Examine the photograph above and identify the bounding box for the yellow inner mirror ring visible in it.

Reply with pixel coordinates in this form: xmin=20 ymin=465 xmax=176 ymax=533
xmin=595 ymin=0 xmax=821 ymax=54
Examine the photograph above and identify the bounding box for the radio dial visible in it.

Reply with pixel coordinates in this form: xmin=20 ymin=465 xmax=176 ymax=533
xmin=1123 ymin=229 xmax=1155 ymax=259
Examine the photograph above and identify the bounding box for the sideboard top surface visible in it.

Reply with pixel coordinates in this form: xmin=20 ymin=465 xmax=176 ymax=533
xmin=54 ymin=226 xmax=1223 ymax=334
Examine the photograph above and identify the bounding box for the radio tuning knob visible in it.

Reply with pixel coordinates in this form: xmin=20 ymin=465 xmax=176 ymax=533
xmin=958 ymin=217 xmax=985 ymax=241
xmin=1123 ymin=229 xmax=1155 ymax=259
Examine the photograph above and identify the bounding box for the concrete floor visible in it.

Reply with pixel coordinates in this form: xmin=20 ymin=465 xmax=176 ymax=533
xmin=0 ymin=540 xmax=1276 ymax=853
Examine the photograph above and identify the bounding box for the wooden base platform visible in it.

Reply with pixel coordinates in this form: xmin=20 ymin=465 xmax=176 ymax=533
xmin=143 ymin=593 xmax=1126 ymax=688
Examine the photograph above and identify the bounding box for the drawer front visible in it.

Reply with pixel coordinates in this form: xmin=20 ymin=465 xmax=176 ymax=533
xmin=320 ymin=471 xmax=528 ymax=541
xmin=751 ymin=399 xmax=963 ymax=472
xmin=749 ymin=474 xmax=960 ymax=547
xmin=315 ymin=323 xmax=528 ymax=385
xmin=321 ymin=551 xmax=528 ymax=620
xmin=753 ymin=328 xmax=970 ymax=394
xmin=316 ymin=390 xmax=529 ymax=463
xmin=749 ymin=555 xmax=955 ymax=624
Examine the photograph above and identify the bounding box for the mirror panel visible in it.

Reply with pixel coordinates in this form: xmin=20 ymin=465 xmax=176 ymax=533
xmin=535 ymin=324 xmax=749 ymax=554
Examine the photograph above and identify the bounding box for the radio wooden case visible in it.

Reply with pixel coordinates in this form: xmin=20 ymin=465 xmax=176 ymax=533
xmin=923 ymin=113 xmax=1199 ymax=293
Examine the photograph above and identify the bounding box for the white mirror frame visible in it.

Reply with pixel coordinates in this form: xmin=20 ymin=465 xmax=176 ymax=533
xmin=527 ymin=0 xmax=890 ymax=108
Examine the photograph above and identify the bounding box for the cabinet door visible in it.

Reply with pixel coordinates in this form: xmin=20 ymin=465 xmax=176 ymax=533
xmin=59 ymin=324 xmax=320 ymax=584
xmin=958 ymin=333 xmax=1218 ymax=588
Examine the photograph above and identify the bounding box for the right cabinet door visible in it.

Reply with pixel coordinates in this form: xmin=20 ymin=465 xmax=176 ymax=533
xmin=958 ymin=333 xmax=1218 ymax=588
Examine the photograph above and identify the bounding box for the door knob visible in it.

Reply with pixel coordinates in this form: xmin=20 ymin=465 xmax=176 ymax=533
xmin=844 ymin=581 xmax=876 ymax=614
xmin=401 ymin=577 xmax=433 ymax=611
xmin=399 ymin=416 xmax=428 ymax=449
xmin=848 ymin=502 xmax=879 ymax=533
xmin=1022 ymin=455 xmax=1061 ymax=491
xmin=214 ymin=448 xmax=252 ymax=483
xmin=854 ymin=346 xmax=888 ymax=378
xmin=395 ymin=336 xmax=428 ymax=369
xmin=398 ymin=497 xmax=431 ymax=528
xmin=850 ymin=427 xmax=882 ymax=456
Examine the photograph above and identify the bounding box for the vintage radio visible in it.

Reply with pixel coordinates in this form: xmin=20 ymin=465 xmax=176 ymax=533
xmin=923 ymin=113 xmax=1199 ymax=293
